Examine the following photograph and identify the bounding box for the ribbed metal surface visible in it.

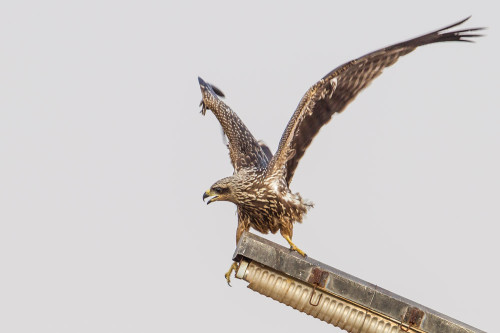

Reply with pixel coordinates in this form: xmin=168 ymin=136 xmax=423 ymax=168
xmin=234 ymin=232 xmax=484 ymax=333
xmin=243 ymin=261 xmax=409 ymax=333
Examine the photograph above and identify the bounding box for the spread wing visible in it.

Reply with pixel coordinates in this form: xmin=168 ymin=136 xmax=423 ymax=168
xmin=266 ymin=17 xmax=483 ymax=185
xmin=198 ymin=77 xmax=271 ymax=171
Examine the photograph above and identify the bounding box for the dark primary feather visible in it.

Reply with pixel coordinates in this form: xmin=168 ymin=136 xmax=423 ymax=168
xmin=266 ymin=17 xmax=484 ymax=184
xmin=258 ymin=141 xmax=273 ymax=161
xmin=210 ymin=84 xmax=225 ymax=98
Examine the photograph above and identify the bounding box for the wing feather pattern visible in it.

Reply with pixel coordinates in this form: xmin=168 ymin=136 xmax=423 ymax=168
xmin=198 ymin=77 xmax=271 ymax=171
xmin=266 ymin=17 xmax=484 ymax=184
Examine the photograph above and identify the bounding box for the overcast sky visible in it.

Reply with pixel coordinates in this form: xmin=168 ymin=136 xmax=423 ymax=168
xmin=1 ymin=1 xmax=498 ymax=332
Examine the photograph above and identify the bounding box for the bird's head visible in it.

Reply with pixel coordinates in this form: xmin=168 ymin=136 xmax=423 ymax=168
xmin=203 ymin=177 xmax=236 ymax=205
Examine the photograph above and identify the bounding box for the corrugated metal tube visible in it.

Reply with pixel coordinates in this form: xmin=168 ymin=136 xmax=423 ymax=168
xmin=233 ymin=232 xmax=484 ymax=333
xmin=237 ymin=260 xmax=407 ymax=333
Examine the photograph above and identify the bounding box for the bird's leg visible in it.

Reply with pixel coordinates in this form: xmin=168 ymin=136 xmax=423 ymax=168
xmin=283 ymin=235 xmax=307 ymax=257
xmin=224 ymin=261 xmax=239 ymax=286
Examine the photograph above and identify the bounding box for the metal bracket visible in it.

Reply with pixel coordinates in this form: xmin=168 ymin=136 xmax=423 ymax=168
xmin=399 ymin=306 xmax=425 ymax=332
xmin=307 ymin=267 xmax=329 ymax=306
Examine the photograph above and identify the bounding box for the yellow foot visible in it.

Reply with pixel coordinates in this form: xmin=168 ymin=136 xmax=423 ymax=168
xmin=284 ymin=235 xmax=307 ymax=257
xmin=224 ymin=262 xmax=239 ymax=286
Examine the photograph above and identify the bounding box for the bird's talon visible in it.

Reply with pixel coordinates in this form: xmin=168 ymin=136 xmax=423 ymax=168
xmin=224 ymin=262 xmax=239 ymax=286
xmin=199 ymin=101 xmax=207 ymax=115
xmin=294 ymin=247 xmax=307 ymax=257
xmin=284 ymin=235 xmax=307 ymax=257
xmin=225 ymin=273 xmax=232 ymax=287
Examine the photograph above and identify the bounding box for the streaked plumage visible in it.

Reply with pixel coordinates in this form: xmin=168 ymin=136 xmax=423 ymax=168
xmin=198 ymin=17 xmax=483 ymax=283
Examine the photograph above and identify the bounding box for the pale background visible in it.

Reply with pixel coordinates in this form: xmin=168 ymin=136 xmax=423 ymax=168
xmin=1 ymin=1 xmax=498 ymax=332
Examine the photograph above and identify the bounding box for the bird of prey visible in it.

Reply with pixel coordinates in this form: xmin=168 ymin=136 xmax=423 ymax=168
xmin=199 ymin=17 xmax=483 ymax=285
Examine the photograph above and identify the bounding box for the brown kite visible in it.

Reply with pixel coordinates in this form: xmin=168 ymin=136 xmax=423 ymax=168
xmin=198 ymin=17 xmax=483 ymax=284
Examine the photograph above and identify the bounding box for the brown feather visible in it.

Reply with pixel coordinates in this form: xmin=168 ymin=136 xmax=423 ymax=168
xmin=198 ymin=18 xmax=483 ymax=250
xmin=199 ymin=77 xmax=270 ymax=170
xmin=266 ymin=17 xmax=484 ymax=184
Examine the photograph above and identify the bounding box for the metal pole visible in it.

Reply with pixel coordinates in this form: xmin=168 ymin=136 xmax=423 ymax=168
xmin=232 ymin=232 xmax=484 ymax=333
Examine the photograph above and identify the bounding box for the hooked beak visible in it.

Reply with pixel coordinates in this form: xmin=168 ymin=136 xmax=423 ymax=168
xmin=203 ymin=189 xmax=218 ymax=205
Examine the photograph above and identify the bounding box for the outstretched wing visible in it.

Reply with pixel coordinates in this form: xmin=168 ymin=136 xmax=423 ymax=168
xmin=266 ymin=17 xmax=483 ymax=185
xmin=198 ymin=77 xmax=271 ymax=171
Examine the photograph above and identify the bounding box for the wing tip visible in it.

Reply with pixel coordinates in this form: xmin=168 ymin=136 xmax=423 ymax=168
xmin=198 ymin=76 xmax=209 ymax=89
xmin=198 ymin=76 xmax=225 ymax=98
xmin=435 ymin=16 xmax=486 ymax=43
xmin=395 ymin=16 xmax=486 ymax=48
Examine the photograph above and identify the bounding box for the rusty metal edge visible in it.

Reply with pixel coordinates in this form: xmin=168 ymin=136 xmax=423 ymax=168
xmin=233 ymin=231 xmax=485 ymax=333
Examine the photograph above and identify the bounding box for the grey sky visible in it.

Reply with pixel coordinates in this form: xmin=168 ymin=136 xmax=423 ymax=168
xmin=1 ymin=1 xmax=498 ymax=332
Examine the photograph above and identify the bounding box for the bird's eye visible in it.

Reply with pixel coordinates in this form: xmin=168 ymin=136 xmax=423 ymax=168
xmin=213 ymin=187 xmax=222 ymax=194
